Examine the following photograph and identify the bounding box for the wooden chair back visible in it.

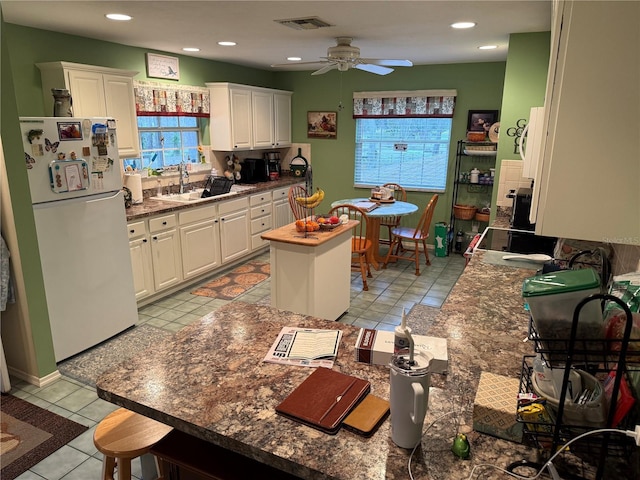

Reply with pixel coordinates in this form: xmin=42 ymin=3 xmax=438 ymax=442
xmin=328 ymin=204 xmax=373 ymax=290
xmin=288 ymin=185 xmax=308 ymax=220
xmin=382 ymin=183 xmax=407 ymax=202
xmin=413 ymin=194 xmax=439 ymax=239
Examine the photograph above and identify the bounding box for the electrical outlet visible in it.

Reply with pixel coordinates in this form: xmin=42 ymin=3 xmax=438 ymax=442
xmin=394 ymin=143 xmax=407 ymax=151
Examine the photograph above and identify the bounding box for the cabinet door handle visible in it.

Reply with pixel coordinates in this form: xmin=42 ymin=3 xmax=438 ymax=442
xmin=162 ymin=221 xmax=167 ymax=225
xmin=152 ymin=236 xmax=158 ymax=240
xmin=143 ymin=239 xmax=148 ymax=243
xmin=130 ymin=229 xmax=135 ymax=234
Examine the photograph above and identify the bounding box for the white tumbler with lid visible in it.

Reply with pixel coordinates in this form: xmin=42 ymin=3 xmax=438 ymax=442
xmin=389 ymin=350 xmax=433 ymax=448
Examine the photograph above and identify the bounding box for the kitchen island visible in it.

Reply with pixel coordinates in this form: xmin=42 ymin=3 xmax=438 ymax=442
xmin=260 ymin=220 xmax=356 ymax=320
xmin=96 ymin=251 xmax=551 ymax=479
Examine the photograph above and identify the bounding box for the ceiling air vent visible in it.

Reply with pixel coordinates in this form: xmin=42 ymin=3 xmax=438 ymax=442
xmin=275 ymin=17 xmax=333 ymax=30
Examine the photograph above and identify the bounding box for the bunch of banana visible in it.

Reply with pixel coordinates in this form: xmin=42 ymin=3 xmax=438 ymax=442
xmin=295 ymin=188 xmax=325 ymax=209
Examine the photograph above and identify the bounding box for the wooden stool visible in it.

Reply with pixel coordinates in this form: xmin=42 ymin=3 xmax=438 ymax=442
xmin=94 ymin=407 xmax=173 ymax=480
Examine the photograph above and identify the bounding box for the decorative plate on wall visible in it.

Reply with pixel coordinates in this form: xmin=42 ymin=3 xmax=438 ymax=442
xmin=489 ymin=122 xmax=500 ymax=143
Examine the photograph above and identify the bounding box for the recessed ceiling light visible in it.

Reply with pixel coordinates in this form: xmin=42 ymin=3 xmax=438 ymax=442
xmin=217 ymin=41 xmax=237 ymax=47
xmin=183 ymin=47 xmax=200 ymax=52
xmin=478 ymin=45 xmax=498 ymax=50
xmin=451 ymin=21 xmax=476 ymax=29
xmin=287 ymin=57 xmax=302 ymax=62
xmin=105 ymin=13 xmax=132 ymax=21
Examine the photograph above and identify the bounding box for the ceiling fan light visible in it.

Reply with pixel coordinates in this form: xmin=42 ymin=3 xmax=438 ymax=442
xmin=337 ymin=63 xmax=349 ymax=72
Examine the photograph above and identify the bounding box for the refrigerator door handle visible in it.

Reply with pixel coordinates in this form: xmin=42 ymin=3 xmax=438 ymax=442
xmin=86 ymin=190 xmax=122 ymax=203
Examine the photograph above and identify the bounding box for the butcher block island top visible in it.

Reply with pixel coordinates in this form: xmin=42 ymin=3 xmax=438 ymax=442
xmin=260 ymin=219 xmax=358 ymax=246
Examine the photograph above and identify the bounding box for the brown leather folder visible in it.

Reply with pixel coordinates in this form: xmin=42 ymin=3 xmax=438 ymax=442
xmin=275 ymin=367 xmax=371 ymax=435
xmin=343 ymin=394 xmax=390 ymax=437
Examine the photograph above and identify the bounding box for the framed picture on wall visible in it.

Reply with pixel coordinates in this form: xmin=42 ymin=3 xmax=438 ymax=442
xmin=146 ymin=53 xmax=180 ymax=80
xmin=467 ymin=110 xmax=499 ymax=132
xmin=307 ymin=112 xmax=337 ymax=139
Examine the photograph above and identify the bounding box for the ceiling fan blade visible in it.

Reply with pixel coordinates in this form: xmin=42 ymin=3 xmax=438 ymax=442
xmin=311 ymin=63 xmax=339 ymax=75
xmin=271 ymin=61 xmax=328 ymax=67
xmin=355 ymin=63 xmax=394 ymax=75
xmin=360 ymin=59 xmax=413 ymax=67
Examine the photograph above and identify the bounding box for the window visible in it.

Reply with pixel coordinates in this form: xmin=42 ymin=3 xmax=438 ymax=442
xmin=354 ymin=117 xmax=452 ymax=192
xmin=123 ymin=116 xmax=200 ymax=171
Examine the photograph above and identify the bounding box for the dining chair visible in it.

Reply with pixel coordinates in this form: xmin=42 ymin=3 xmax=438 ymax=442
xmin=288 ymin=185 xmax=308 ymax=220
xmin=328 ymin=204 xmax=373 ymax=291
xmin=379 ymin=183 xmax=407 ymax=246
xmin=383 ymin=194 xmax=438 ymax=276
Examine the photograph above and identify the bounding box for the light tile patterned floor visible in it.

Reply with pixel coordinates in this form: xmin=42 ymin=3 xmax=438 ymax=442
xmin=9 ymin=250 xmax=465 ymax=479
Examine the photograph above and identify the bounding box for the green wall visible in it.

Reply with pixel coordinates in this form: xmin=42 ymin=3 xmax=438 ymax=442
xmin=1 ymin=19 xmax=57 ymax=377
xmin=1 ymin=20 xmax=550 ymax=379
xmin=278 ymin=61 xmax=507 ymax=228
xmin=492 ymin=32 xmax=551 ymax=209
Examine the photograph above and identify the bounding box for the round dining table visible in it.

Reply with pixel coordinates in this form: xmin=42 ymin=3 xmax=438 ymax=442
xmin=331 ymin=198 xmax=418 ymax=269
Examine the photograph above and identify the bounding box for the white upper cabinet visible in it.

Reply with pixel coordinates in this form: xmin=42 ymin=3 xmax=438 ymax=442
xmin=207 ymin=82 xmax=292 ymax=151
xmin=37 ymin=62 xmax=140 ymax=158
xmin=531 ymin=0 xmax=640 ymax=245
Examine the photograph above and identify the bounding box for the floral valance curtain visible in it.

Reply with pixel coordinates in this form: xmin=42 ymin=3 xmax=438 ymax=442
xmin=353 ymin=89 xmax=457 ymax=118
xmin=134 ymin=81 xmax=210 ymax=117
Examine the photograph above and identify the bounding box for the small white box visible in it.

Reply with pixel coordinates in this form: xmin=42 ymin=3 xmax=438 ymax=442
xmin=354 ymin=328 xmax=448 ymax=374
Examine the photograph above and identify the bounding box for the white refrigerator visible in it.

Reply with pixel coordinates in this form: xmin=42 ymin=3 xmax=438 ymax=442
xmin=20 ymin=117 xmax=137 ymax=362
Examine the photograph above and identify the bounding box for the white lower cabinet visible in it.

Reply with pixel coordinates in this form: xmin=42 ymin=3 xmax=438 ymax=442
xmin=272 ymin=184 xmax=299 ymax=229
xmin=127 ymin=221 xmax=154 ymax=301
xmin=149 ymin=214 xmax=182 ymax=292
xmin=129 ymin=185 xmax=302 ymax=304
xmin=219 ymin=197 xmax=250 ymax=263
xmin=179 ymin=205 xmax=220 ymax=280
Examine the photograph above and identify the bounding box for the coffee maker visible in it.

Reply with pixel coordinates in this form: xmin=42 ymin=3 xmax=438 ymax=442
xmin=264 ymin=152 xmax=281 ymax=180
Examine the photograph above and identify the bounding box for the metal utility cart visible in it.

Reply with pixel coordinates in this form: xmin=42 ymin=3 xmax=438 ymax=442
xmin=516 ymin=294 xmax=638 ymax=479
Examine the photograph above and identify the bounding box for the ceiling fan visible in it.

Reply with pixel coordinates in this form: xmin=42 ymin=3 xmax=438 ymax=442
xmin=271 ymin=37 xmax=413 ymax=75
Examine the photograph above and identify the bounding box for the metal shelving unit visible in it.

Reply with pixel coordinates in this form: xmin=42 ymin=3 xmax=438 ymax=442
xmin=449 ymin=140 xmax=496 ymax=254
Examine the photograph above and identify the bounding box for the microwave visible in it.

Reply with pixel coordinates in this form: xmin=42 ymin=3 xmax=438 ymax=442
xmin=240 ymin=158 xmax=269 ymax=184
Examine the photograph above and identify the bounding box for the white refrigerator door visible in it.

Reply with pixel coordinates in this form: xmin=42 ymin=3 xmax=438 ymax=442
xmin=33 ymin=191 xmax=137 ymax=361
xmin=21 ymin=117 xmax=122 ymax=204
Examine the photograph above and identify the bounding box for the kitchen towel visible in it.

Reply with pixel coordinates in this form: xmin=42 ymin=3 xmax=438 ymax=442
xmin=124 ymin=173 xmax=143 ymax=204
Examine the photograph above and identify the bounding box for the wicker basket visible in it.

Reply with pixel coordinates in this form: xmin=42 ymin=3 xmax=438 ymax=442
xmin=453 ymin=204 xmax=476 ymax=220
xmin=475 ymin=211 xmax=490 ymax=222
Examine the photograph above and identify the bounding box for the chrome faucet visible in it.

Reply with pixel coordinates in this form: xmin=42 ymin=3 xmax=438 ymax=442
xmin=179 ymin=161 xmax=190 ymax=193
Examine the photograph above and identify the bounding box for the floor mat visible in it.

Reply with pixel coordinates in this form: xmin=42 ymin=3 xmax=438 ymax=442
xmin=0 ymin=394 xmax=88 ymax=480
xmin=191 ymin=261 xmax=270 ymax=300
xmin=57 ymin=324 xmax=171 ymax=387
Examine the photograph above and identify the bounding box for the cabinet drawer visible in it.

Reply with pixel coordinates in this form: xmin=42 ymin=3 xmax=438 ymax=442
xmin=250 ymin=203 xmax=272 ymax=219
xmin=250 ymin=192 xmax=272 ymax=206
xmin=127 ymin=220 xmax=146 ymax=239
xmin=251 ymin=215 xmax=272 ymax=234
xmin=149 ymin=214 xmax=177 ymax=233
xmin=179 ymin=205 xmax=217 ymax=225
xmin=272 ymin=186 xmax=290 ymax=200
xmin=218 ymin=196 xmax=248 ymax=215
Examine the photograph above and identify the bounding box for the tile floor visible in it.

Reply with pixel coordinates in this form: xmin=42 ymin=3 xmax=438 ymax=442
xmin=8 ymin=250 xmax=466 ymax=479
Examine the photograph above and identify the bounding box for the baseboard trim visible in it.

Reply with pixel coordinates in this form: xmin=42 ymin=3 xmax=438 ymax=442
xmin=8 ymin=366 xmax=61 ymax=388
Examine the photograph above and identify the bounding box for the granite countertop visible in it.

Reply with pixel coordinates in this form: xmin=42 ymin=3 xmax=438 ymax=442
xmin=125 ymin=176 xmax=303 ymax=221
xmin=96 ymin=251 xmax=558 ymax=479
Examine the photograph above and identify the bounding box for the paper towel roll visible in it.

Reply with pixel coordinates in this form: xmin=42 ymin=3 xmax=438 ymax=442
xmin=124 ymin=173 xmax=143 ymax=204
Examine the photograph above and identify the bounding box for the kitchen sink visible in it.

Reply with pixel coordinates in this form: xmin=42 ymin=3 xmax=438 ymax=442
xmin=153 ymin=184 xmax=255 ymax=203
